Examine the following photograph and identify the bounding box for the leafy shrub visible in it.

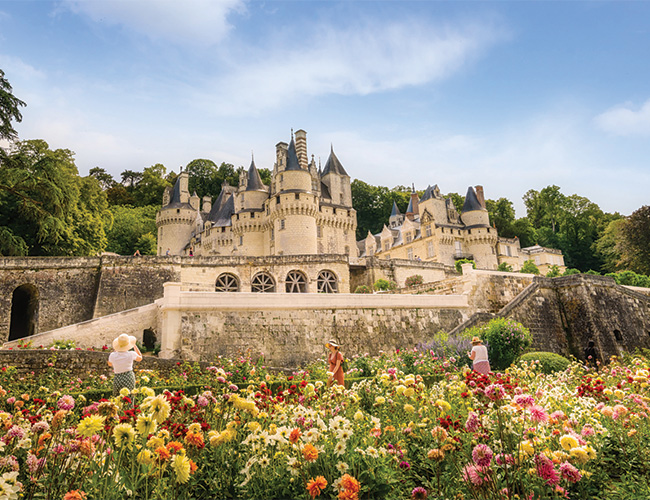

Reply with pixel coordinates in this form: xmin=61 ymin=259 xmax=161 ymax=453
xmin=48 ymin=339 xmax=76 ymax=350
xmin=373 ymin=279 xmax=396 ymax=291
xmin=606 ymin=270 xmax=650 ymax=288
xmin=477 ymin=318 xmax=532 ymax=370
xmin=563 ymin=268 xmax=581 ymax=276
xmin=585 ymin=269 xmax=600 ymax=275
xmin=404 ymin=274 xmax=423 ymax=288
xmin=455 ymin=259 xmax=476 ymax=274
xmin=546 ymin=265 xmax=561 ymax=277
xmin=520 ymin=260 xmax=540 ymax=275
xmin=497 ymin=262 xmax=513 ymax=272
xmin=519 ymin=351 xmax=571 ymax=374
xmin=354 ymin=285 xmax=373 ymax=294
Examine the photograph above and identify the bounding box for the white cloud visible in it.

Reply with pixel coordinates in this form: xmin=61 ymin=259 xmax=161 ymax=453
xmin=594 ymin=99 xmax=650 ymax=136
xmin=61 ymin=0 xmax=246 ymax=46
xmin=0 ymin=55 xmax=45 ymax=81
xmin=199 ymin=19 xmax=505 ymax=115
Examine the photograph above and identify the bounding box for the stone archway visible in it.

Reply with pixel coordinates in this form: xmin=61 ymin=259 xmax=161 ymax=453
xmin=9 ymin=284 xmax=39 ymax=341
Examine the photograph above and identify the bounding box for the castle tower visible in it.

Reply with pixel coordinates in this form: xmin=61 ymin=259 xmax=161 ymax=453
xmin=232 ymin=157 xmax=269 ymax=255
xmin=389 ymin=201 xmax=404 ymax=228
xmin=321 ymin=146 xmax=352 ymax=207
xmin=155 ymin=172 xmax=195 ymax=255
xmin=460 ymin=186 xmax=490 ymax=227
xmin=405 ymin=185 xmax=419 ymax=221
xmin=461 ymin=186 xmax=498 ymax=269
xmin=272 ymin=136 xmax=318 ymax=255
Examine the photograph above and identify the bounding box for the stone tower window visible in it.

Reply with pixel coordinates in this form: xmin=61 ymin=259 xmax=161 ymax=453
xmin=251 ymin=273 xmax=275 ymax=293
xmin=285 ymin=270 xmax=307 ymax=293
xmin=408 ymin=248 xmax=414 ymax=260
xmin=614 ymin=329 xmax=623 ymax=341
xmin=239 ymin=236 xmax=243 ymax=246
xmin=295 ymin=193 xmax=300 ymax=200
xmin=317 ymin=226 xmax=322 ymax=238
xmin=425 ymin=225 xmax=432 ymax=237
xmin=427 ymin=241 xmax=435 ymax=257
xmin=280 ymin=220 xmax=285 ymax=230
xmin=215 ymin=273 xmax=240 ymax=292
xmin=317 ymin=270 xmax=338 ymax=293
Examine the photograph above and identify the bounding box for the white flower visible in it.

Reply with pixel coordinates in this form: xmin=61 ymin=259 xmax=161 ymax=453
xmin=336 ymin=461 xmax=349 ymax=473
xmin=334 ymin=441 xmax=347 ymax=456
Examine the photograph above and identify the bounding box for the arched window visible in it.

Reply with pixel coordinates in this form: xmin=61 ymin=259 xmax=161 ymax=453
xmin=215 ymin=273 xmax=240 ymax=292
xmin=251 ymin=273 xmax=275 ymax=293
xmin=317 ymin=270 xmax=338 ymax=293
xmin=9 ymin=284 xmax=39 ymax=341
xmin=285 ymin=270 xmax=307 ymax=293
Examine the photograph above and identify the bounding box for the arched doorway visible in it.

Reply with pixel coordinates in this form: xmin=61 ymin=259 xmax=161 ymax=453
xmin=9 ymin=284 xmax=39 ymax=341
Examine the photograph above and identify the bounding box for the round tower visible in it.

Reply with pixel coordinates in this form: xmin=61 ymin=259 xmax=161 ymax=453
xmin=155 ymin=172 xmax=195 ymax=255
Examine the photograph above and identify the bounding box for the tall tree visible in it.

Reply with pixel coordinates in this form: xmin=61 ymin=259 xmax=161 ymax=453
xmin=120 ymin=169 xmax=143 ymax=188
xmin=594 ymin=218 xmax=626 ymax=273
xmin=105 ymin=205 xmax=158 ymax=255
xmin=132 ymin=163 xmax=171 ymax=207
xmin=486 ymin=197 xmax=516 ymax=237
xmin=0 ymin=69 xmax=26 ymax=142
xmin=0 ymin=139 xmax=109 ymax=255
xmin=618 ymin=205 xmax=650 ymax=275
xmin=89 ymin=167 xmax=115 ymax=190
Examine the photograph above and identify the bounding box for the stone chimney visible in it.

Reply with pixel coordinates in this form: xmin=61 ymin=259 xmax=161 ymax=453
xmin=295 ymin=129 xmax=308 ymax=170
xmin=275 ymin=142 xmax=288 ymax=170
xmin=475 ymin=185 xmax=486 ymax=209
xmin=202 ymin=196 xmax=212 ymax=214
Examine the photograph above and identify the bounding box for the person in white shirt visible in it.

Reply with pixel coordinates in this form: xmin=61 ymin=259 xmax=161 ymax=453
xmin=468 ymin=336 xmax=490 ymax=374
xmin=108 ymin=334 xmax=143 ymax=396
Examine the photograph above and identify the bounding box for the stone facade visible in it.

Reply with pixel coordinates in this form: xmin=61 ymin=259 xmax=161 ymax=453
xmin=156 ymin=130 xmax=357 ymax=261
xmin=359 ymin=186 xmax=565 ymax=273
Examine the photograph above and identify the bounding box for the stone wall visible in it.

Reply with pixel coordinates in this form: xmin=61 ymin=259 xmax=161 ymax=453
xmin=349 ymin=257 xmax=453 ymax=291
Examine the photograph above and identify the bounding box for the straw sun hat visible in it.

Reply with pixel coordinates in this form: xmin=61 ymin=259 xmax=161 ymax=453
xmin=326 ymin=340 xmax=340 ymax=348
xmin=471 ymin=336 xmax=482 ymax=345
xmin=113 ymin=334 xmax=137 ymax=352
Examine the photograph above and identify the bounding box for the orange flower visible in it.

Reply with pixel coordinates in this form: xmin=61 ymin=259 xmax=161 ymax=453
xmin=340 ymin=474 xmax=360 ymax=493
xmin=52 ymin=410 xmax=67 ymax=429
xmin=189 ymin=459 xmax=198 ymax=473
xmin=63 ymin=490 xmax=87 ymax=500
xmin=166 ymin=441 xmax=184 ymax=453
xmin=385 ymin=425 xmax=396 ymax=432
xmin=338 ymin=490 xmax=359 ymax=500
xmin=38 ymin=433 xmax=52 ymax=447
xmin=307 ymin=476 xmax=328 ymax=498
xmin=79 ymin=439 xmax=95 ymax=457
xmin=302 ymin=443 xmax=319 ymax=462
xmin=184 ymin=431 xmax=205 ymax=447
xmin=289 ymin=428 xmax=302 ymax=444
xmin=155 ymin=446 xmax=171 ymax=461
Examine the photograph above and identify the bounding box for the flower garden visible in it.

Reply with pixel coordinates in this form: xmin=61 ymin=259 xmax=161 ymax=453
xmin=1 ymin=327 xmax=649 ymax=499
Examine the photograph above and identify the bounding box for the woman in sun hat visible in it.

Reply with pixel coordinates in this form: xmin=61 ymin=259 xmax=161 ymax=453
xmin=326 ymin=340 xmax=345 ymax=387
xmin=468 ymin=336 xmax=490 ymax=375
xmin=108 ymin=334 xmax=143 ymax=396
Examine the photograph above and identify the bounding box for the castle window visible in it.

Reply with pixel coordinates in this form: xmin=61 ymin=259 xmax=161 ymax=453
xmin=177 ymin=209 xmax=180 ymax=214
xmin=271 ymin=229 xmax=274 ymax=240
xmin=239 ymin=236 xmax=243 ymax=246
xmin=285 ymin=270 xmax=307 ymax=293
xmin=384 ymin=242 xmax=390 ymax=252
xmin=276 ymin=196 xmax=280 ymax=205
xmin=333 ymin=208 xmax=337 ymax=215
xmin=251 ymin=273 xmax=275 ymax=293
xmin=317 ymin=270 xmax=338 ymax=293
xmin=506 ymin=246 xmax=512 ymax=257
xmin=345 ymin=245 xmax=350 ymax=254
xmin=406 ymin=233 xmax=412 ymax=243
xmin=347 ymin=210 xmax=351 ymax=216
xmin=295 ymin=193 xmax=300 ymax=200
xmin=215 ymin=273 xmax=240 ymax=292
xmin=468 ymin=229 xmax=472 ymax=235
xmin=408 ymin=248 xmax=414 ymax=260
xmin=344 ymin=230 xmax=348 ymax=237
xmin=454 ymin=241 xmax=462 ymax=258
xmin=280 ymin=220 xmax=285 ymax=230
xmin=425 ymin=225 xmax=432 ymax=237
xmin=317 ymin=226 xmax=322 ymax=238
xmin=280 ymin=174 xmax=283 ymax=185
xmin=427 ymin=241 xmax=435 ymax=257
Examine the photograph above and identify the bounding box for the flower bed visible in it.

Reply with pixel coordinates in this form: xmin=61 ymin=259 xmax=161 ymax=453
xmin=0 ymin=352 xmax=649 ymax=499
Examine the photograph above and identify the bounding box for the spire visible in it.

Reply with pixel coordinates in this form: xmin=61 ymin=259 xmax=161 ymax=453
xmin=420 ymin=185 xmax=434 ymax=202
xmin=285 ymin=136 xmax=302 ymax=171
xmin=245 ymin=157 xmax=265 ymax=191
xmin=390 ymin=201 xmax=401 ymax=217
xmin=406 ymin=197 xmax=414 ymax=214
xmin=462 ymin=186 xmax=483 ymax=213
xmin=322 ymin=146 xmax=348 ymax=176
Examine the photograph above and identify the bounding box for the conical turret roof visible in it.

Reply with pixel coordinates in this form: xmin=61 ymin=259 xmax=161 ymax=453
xmin=285 ymin=137 xmax=302 ymax=171
xmin=462 ymin=186 xmax=483 ymax=213
xmin=245 ymin=158 xmax=266 ymax=191
xmin=322 ymin=146 xmax=348 ymax=176
xmin=390 ymin=201 xmax=401 ymax=217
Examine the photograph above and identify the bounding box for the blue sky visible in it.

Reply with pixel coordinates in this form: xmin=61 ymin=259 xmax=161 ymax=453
xmin=1 ymin=1 xmax=649 ymax=217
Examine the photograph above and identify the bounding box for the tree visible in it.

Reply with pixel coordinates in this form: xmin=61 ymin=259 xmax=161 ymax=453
xmin=132 ymin=163 xmax=171 ymax=207
xmin=486 ymin=197 xmax=516 ymax=237
xmin=89 ymin=167 xmax=116 ymax=190
xmin=105 ymin=205 xmax=158 ymax=255
xmin=120 ymin=169 xmax=143 ymax=188
xmin=510 ymin=218 xmax=538 ymax=248
xmin=186 ymin=159 xmax=240 ymax=199
xmin=445 ymin=192 xmax=465 ymax=213
xmin=618 ymin=206 xmax=650 ymax=275
xmin=351 ymin=180 xmax=409 ymax=239
xmin=524 ymin=185 xmax=567 ymax=233
xmin=0 ymin=139 xmax=109 ymax=256
xmin=520 ymin=260 xmax=540 ymax=275
xmin=594 ymin=218 xmax=626 ymax=273
xmin=0 ymin=69 xmax=26 ymax=142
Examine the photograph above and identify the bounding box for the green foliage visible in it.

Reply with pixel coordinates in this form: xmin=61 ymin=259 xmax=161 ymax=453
xmin=563 ymin=268 xmax=581 ymax=276
xmin=497 ymin=262 xmax=513 ymax=272
xmin=479 ymin=318 xmax=532 ymax=370
xmin=455 ymin=258 xmax=475 ymax=273
xmin=518 ymin=351 xmax=571 ymax=373
xmin=373 ymin=278 xmax=396 ymax=291
xmin=105 ymin=205 xmax=158 ymax=255
xmin=545 ymin=264 xmax=561 ymax=277
xmin=510 ymin=218 xmax=538 ymax=248
xmin=351 ymin=180 xmax=411 ymax=240
xmin=0 ymin=69 xmax=26 ymax=142
xmin=404 ymin=274 xmax=424 ymax=287
xmin=186 ymin=159 xmax=240 ymax=200
xmin=486 ymin=197 xmax=516 ymax=237
xmin=618 ymin=205 xmax=650 ymax=275
xmin=606 ymin=270 xmax=650 ymax=288
xmin=520 ymin=259 xmax=540 ymax=275
xmin=48 ymin=339 xmax=76 ymax=350
xmin=0 ymin=139 xmax=110 ymax=256
xmin=585 ymin=269 xmax=601 ymax=275
xmin=354 ymin=285 xmax=372 ymax=294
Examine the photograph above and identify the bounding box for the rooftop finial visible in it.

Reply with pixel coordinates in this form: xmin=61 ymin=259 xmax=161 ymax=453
xmin=291 ymin=128 xmax=294 ymax=139
xmin=412 ymin=183 xmax=415 ymax=193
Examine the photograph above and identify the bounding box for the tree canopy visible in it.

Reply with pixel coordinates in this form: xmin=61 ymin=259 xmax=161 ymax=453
xmin=0 ymin=69 xmax=26 ymax=142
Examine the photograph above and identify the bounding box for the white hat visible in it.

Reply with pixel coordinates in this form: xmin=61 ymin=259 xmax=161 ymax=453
xmin=113 ymin=334 xmax=137 ymax=352
xmin=326 ymin=340 xmax=340 ymax=348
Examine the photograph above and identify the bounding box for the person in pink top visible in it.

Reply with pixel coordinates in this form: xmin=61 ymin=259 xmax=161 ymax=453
xmin=468 ymin=336 xmax=490 ymax=374
xmin=108 ymin=334 xmax=143 ymax=396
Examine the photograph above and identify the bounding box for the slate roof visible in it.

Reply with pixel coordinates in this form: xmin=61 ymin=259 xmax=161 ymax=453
xmin=285 ymin=138 xmax=302 ymax=171
xmin=207 ymin=185 xmax=230 ymax=223
xmin=462 ymin=186 xmax=483 ymax=213
xmin=164 ymin=176 xmax=193 ymax=209
xmin=406 ymin=197 xmax=414 ymax=214
xmin=322 ymin=146 xmax=348 ymax=176
xmin=245 ymin=159 xmax=266 ymax=192
xmin=420 ymin=185 xmax=439 ymax=202
xmin=212 ymin=194 xmax=235 ymax=227
xmin=390 ymin=201 xmax=401 ymax=216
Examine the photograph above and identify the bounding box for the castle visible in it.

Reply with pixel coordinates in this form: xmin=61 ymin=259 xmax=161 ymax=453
xmin=156 ymin=130 xmax=357 ymax=262
xmin=359 ymin=185 xmax=565 ymax=274
xmin=157 ymin=129 xmax=564 ymax=280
